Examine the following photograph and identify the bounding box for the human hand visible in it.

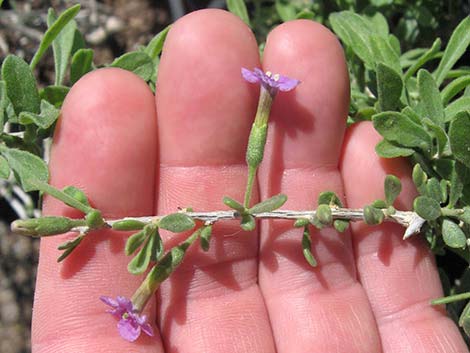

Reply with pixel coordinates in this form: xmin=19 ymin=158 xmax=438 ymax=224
xmin=31 ymin=9 xmax=468 ymax=353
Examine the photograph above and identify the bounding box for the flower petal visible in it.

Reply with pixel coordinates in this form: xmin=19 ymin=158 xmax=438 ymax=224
xmin=100 ymin=295 xmax=118 ymax=308
xmin=241 ymin=68 xmax=260 ymax=83
xmin=118 ymin=318 xmax=141 ymax=342
xmin=276 ymin=75 xmax=300 ymax=91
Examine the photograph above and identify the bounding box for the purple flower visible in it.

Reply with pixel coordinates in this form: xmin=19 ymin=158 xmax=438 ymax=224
xmin=100 ymin=295 xmax=154 ymax=342
xmin=241 ymin=67 xmax=300 ymax=95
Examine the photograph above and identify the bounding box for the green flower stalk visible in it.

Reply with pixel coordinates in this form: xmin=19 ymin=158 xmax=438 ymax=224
xmin=241 ymin=68 xmax=300 ymax=207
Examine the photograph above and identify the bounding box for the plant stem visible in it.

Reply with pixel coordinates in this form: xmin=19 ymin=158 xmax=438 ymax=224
xmin=243 ymin=165 xmax=257 ymax=208
xmin=431 ymin=292 xmax=470 ymax=305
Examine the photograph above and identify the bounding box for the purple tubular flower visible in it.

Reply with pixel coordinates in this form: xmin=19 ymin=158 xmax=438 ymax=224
xmin=241 ymin=67 xmax=300 ymax=95
xmin=100 ymin=295 xmax=154 ymax=342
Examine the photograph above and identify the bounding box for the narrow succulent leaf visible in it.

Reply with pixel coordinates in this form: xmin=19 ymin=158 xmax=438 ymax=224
xmin=159 ymin=213 xmax=195 ymax=233
xmin=47 ymin=8 xmax=77 ymax=86
xmin=302 ymin=227 xmax=317 ymax=267
xmin=200 ymin=225 xmax=212 ymax=252
xmin=363 ymin=205 xmax=384 ymax=225
xmin=112 ymin=219 xmax=147 ymax=231
xmin=223 ymin=196 xmax=245 ymax=212
xmin=57 ymin=235 xmax=85 ymax=262
xmin=316 ymin=204 xmax=332 ymax=225
xmin=249 ymin=194 xmax=287 ymax=214
xmin=333 ymin=219 xmax=349 ymax=233
xmin=445 ymin=96 xmax=470 ymax=122
xmin=375 ymin=139 xmax=414 ymax=158
xmin=318 ymin=191 xmax=343 ymax=207
xmin=70 ymin=49 xmax=93 ymax=85
xmin=404 ymin=38 xmax=441 ymax=82
xmin=30 ymin=4 xmax=81 ymax=70
xmin=240 ymin=214 xmax=256 ymax=231
xmin=442 ymin=219 xmax=467 ymax=249
xmin=125 ymin=228 xmax=150 ymax=256
xmin=227 ymin=0 xmax=251 ymax=26
xmin=449 ymin=112 xmax=470 ymax=169
xmin=128 ymin=228 xmax=158 ymax=275
xmin=434 ymin=16 xmax=470 ymax=86
xmin=426 ymin=178 xmax=443 ymax=202
xmin=459 ymin=301 xmax=470 ymax=336
xmin=0 ymin=148 xmax=49 ymax=192
xmin=413 ymin=196 xmax=441 ymax=220
xmin=62 ymin=185 xmax=90 ymax=207
xmin=384 ymin=175 xmax=402 ymax=206
xmin=441 ymin=75 xmax=470 ymax=105
xmin=418 ymin=69 xmax=445 ymax=126
xmin=2 ymin=55 xmax=40 ymax=115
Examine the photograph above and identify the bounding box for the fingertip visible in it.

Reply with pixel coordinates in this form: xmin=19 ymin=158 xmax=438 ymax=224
xmin=340 ymin=122 xmax=416 ymax=209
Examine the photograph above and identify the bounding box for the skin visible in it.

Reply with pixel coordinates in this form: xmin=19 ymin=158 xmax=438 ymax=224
xmin=31 ymin=9 xmax=469 ymax=353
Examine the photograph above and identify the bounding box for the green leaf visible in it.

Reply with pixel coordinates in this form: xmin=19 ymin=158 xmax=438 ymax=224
xmin=110 ymin=51 xmax=154 ymax=81
xmin=275 ymin=0 xmax=296 ymax=22
xmin=434 ymin=16 xmax=470 ymax=86
xmin=449 ymin=163 xmax=463 ymax=208
xmin=442 ymin=219 xmax=467 ymax=249
xmin=412 ymin=163 xmax=428 ymax=189
xmin=295 ymin=10 xmax=314 ymax=20
xmin=426 ymin=178 xmax=444 ymax=202
xmin=240 ymin=214 xmax=256 ymax=231
xmin=375 ymin=139 xmax=414 ymax=158
xmin=0 ymin=156 xmax=10 ymax=179
xmin=200 ymin=225 xmax=212 ymax=252
xmin=373 ymin=112 xmax=432 ymax=151
xmin=145 ymin=25 xmax=170 ymax=62
xmin=159 ymin=213 xmax=195 ymax=233
xmin=302 ymin=226 xmax=317 ymax=267
xmin=445 ymin=96 xmax=470 ymax=122
xmin=449 ymin=112 xmax=470 ymax=169
xmin=70 ymin=49 xmax=93 ymax=85
xmin=128 ymin=227 xmax=159 ymax=275
xmin=370 ymin=35 xmax=402 ymax=74
xmin=316 ymin=204 xmax=332 ymax=225
xmin=329 ymin=12 xmax=375 ymax=69
xmin=0 ymin=148 xmax=48 ymax=192
xmin=377 ymin=63 xmax=403 ymax=112
xmin=2 ymin=55 xmax=40 ymax=115
xmin=57 ymin=234 xmax=84 ymax=262
xmin=403 ymin=38 xmax=441 ymax=82
xmin=418 ymin=69 xmax=445 ymax=126
xmin=30 ymin=4 xmax=81 ymax=70
xmin=223 ymin=196 xmax=245 ymax=212
xmin=227 ymin=0 xmax=251 ymax=26
xmin=125 ymin=228 xmax=150 ymax=255
xmin=112 ymin=219 xmax=146 ymax=231
xmin=384 ymin=175 xmax=402 ymax=206
xmin=47 ymin=8 xmax=77 ymax=86
xmin=61 ymin=185 xmax=90 ymax=208
xmin=318 ymin=191 xmax=343 ymax=207
xmin=372 ymin=199 xmax=387 ymax=208
xmin=414 ymin=196 xmax=441 ymax=220
xmin=248 ymin=194 xmax=287 ymax=213
xmin=459 ymin=301 xmax=470 ymax=336
xmin=459 ymin=207 xmax=470 ymax=224
xmin=370 ymin=12 xmax=389 ymax=36
xmin=441 ymin=75 xmax=470 ymax=105
xmin=333 ymin=219 xmax=349 ymax=233
xmin=0 ymin=81 xmax=6 ymax=129
xmin=19 ymin=100 xmax=59 ymax=129
xmin=363 ymin=205 xmax=384 ymax=225
xmin=40 ymin=85 xmax=70 ymax=108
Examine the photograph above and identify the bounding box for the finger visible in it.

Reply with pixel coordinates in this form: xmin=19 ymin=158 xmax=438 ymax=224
xmin=341 ymin=122 xmax=468 ymax=353
xmin=258 ymin=21 xmax=382 ymax=352
xmin=32 ymin=69 xmax=164 ymax=352
xmin=155 ymin=9 xmax=275 ymax=353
